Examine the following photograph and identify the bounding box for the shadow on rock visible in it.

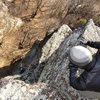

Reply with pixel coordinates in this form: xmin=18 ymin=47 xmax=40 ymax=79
xmin=13 ymin=28 xmax=59 ymax=83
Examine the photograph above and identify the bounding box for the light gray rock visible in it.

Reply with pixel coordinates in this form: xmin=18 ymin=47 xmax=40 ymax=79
xmin=0 ymin=76 xmax=47 ymax=100
xmin=82 ymin=19 xmax=100 ymax=54
xmin=0 ymin=1 xmax=23 ymax=41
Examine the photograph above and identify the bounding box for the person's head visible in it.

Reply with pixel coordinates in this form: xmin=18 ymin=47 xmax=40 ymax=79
xmin=69 ymin=45 xmax=92 ymax=69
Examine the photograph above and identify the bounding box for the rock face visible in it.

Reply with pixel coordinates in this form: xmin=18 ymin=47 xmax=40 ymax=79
xmin=63 ymin=0 xmax=100 ymax=28
xmin=0 ymin=1 xmax=24 ymax=68
xmin=0 ymin=0 xmax=71 ymax=77
xmin=0 ymin=0 xmax=71 ymax=75
xmin=0 ymin=76 xmax=48 ymax=100
xmin=0 ymin=19 xmax=100 ymax=100
xmin=83 ymin=19 xmax=100 ymax=54
xmin=0 ymin=0 xmax=100 ymax=77
xmin=0 ymin=0 xmax=100 ymax=99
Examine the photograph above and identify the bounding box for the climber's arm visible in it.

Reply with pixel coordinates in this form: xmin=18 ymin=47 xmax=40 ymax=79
xmin=86 ymin=41 xmax=100 ymax=49
xmin=80 ymin=38 xmax=100 ymax=49
xmin=69 ymin=64 xmax=86 ymax=90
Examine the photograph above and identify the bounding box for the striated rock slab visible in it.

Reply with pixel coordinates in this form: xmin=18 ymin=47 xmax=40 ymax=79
xmin=39 ymin=25 xmax=72 ymax=63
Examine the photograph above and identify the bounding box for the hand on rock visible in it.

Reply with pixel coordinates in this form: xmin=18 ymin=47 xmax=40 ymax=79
xmin=79 ymin=38 xmax=87 ymax=45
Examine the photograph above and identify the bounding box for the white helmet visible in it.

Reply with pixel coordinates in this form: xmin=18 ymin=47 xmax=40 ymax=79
xmin=69 ymin=46 xmax=92 ymax=67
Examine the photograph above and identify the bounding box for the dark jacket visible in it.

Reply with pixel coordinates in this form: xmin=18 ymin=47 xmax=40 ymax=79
xmin=69 ymin=41 xmax=100 ymax=92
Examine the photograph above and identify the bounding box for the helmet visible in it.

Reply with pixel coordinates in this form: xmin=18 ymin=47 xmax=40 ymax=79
xmin=69 ymin=46 xmax=92 ymax=67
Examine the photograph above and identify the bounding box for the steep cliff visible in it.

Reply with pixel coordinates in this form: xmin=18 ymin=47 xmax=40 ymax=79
xmin=0 ymin=19 xmax=100 ymax=100
xmin=0 ymin=0 xmax=100 ymax=99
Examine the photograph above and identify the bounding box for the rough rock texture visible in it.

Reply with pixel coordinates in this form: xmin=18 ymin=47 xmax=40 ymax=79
xmin=1 ymin=0 xmax=100 ymax=77
xmin=0 ymin=0 xmax=70 ymax=78
xmin=0 ymin=76 xmax=48 ymax=100
xmin=0 ymin=1 xmax=24 ymax=68
xmin=83 ymin=19 xmax=100 ymax=54
xmin=0 ymin=19 xmax=100 ymax=100
xmin=0 ymin=0 xmax=71 ymax=76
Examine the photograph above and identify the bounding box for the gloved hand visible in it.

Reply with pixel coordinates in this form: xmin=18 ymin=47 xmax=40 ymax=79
xmin=79 ymin=38 xmax=87 ymax=45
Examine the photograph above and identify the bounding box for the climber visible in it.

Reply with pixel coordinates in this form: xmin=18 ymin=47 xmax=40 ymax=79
xmin=69 ymin=39 xmax=100 ymax=92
